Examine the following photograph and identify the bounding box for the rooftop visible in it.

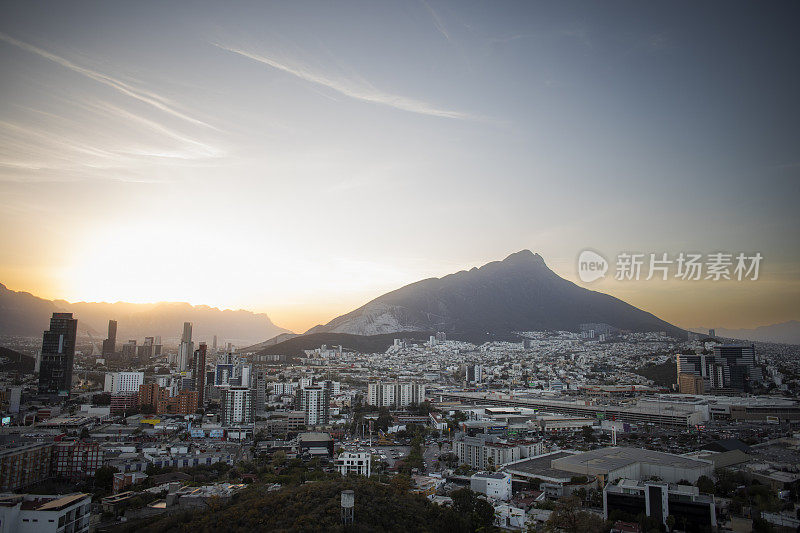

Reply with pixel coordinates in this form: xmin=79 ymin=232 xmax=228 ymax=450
xmin=551 ymin=447 xmax=712 ymax=475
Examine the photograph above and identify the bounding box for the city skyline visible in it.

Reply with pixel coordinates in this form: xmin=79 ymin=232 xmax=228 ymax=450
xmin=1 ymin=2 xmax=798 ymax=333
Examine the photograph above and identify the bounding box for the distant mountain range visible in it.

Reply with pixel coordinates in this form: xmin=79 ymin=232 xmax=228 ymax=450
xmin=305 ymin=250 xmax=685 ymax=341
xmin=0 ymin=283 xmax=290 ymax=345
xmin=692 ymin=321 xmax=800 ymax=346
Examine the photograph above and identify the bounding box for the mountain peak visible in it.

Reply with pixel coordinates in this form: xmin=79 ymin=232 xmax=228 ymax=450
xmin=502 ymin=249 xmax=543 ymax=264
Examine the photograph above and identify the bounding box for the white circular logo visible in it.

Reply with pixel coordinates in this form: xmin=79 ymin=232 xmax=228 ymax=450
xmin=578 ymin=250 xmax=608 ymax=282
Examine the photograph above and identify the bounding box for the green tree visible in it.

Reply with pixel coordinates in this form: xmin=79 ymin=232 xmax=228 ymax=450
xmin=94 ymin=466 xmax=119 ymax=492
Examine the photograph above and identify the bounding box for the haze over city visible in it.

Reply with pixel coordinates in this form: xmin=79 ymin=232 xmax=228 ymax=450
xmin=1 ymin=1 xmax=798 ymax=334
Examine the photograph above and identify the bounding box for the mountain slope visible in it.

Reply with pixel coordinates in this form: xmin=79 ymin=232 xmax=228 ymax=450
xmin=306 ymin=250 xmax=684 ymax=339
xmin=0 ymin=283 xmax=290 ymax=344
xmin=696 ymin=321 xmax=800 ymax=345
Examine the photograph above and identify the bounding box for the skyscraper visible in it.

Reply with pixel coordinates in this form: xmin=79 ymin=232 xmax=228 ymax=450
xmin=193 ymin=342 xmax=207 ymax=406
xmin=296 ymin=386 xmax=330 ymax=426
xmin=38 ymin=313 xmax=78 ymax=397
xmin=177 ymin=322 xmax=193 ymax=371
xmin=220 ymin=386 xmax=255 ymax=426
xmin=102 ymin=319 xmax=117 ymax=357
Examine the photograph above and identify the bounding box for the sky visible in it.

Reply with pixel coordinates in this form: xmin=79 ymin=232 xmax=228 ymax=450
xmin=0 ymin=1 xmax=798 ymax=334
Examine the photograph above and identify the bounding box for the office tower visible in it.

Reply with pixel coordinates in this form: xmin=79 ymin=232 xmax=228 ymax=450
xmin=122 ymin=340 xmax=137 ymax=360
xmin=212 ymin=335 xmax=218 ymax=352
xmin=137 ymin=337 xmax=155 ymax=364
xmin=193 ymin=342 xmax=207 ymax=406
xmin=153 ymin=336 xmax=162 ymax=357
xmin=220 ymin=386 xmax=255 ymax=426
xmin=297 ymin=386 xmax=330 ymax=426
xmin=253 ymin=370 xmax=267 ymax=412
xmin=177 ymin=322 xmax=193 ymax=372
xmin=38 ymin=313 xmax=78 ymax=397
xmin=102 ymin=320 xmax=117 ymax=357
xmin=467 ymin=364 xmax=483 ymax=384
xmin=676 ymin=345 xmax=758 ymax=392
xmin=708 ymin=329 xmax=716 ymax=337
xmin=712 ymin=344 xmax=758 ymax=390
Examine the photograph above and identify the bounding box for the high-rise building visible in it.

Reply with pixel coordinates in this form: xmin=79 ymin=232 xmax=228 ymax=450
xmin=678 ymin=373 xmax=705 ymax=395
xmin=103 ymin=372 xmax=144 ymax=394
xmin=467 ymin=365 xmax=483 ymax=384
xmin=297 ymin=386 xmax=330 ymax=426
xmin=253 ymin=370 xmax=267 ymax=412
xmin=212 ymin=335 xmax=218 ymax=352
xmin=220 ymin=386 xmax=255 ymax=426
xmin=122 ymin=340 xmax=137 ymax=360
xmin=102 ymin=320 xmax=117 ymax=357
xmin=676 ymin=345 xmax=759 ymax=392
xmin=367 ymin=381 xmax=425 ymax=408
xmin=38 ymin=313 xmax=78 ymax=397
xmin=193 ymin=342 xmax=207 ymax=406
xmin=177 ymin=322 xmax=193 ymax=371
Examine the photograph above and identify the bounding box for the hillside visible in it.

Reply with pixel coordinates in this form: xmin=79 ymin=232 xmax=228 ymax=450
xmin=0 ymin=346 xmax=36 ymax=374
xmin=254 ymin=332 xmax=435 ymax=358
xmin=0 ymin=283 xmax=290 ymax=344
xmin=121 ymin=478 xmax=487 ymax=533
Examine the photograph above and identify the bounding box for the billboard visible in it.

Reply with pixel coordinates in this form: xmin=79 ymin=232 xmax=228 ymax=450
xmin=140 ymin=419 xmax=161 ymax=425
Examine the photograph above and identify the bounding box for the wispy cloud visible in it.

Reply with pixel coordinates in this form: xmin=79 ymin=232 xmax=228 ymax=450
xmin=212 ymin=42 xmax=472 ymax=120
xmin=420 ymin=0 xmax=451 ymax=42
xmin=0 ymin=32 xmax=216 ymax=130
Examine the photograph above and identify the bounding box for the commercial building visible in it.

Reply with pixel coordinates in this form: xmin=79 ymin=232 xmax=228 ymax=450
xmin=51 ymin=442 xmax=103 ymax=480
xmin=470 ymin=472 xmax=512 ymax=501
xmin=454 ymin=434 xmax=544 ymax=470
xmin=603 ymin=479 xmax=716 ymax=529
xmin=104 ymin=372 xmax=144 ymax=394
xmin=193 ymin=343 xmax=207 ymax=406
xmin=549 ymin=447 xmax=713 ymax=485
xmin=676 ymin=345 xmax=759 ymax=392
xmin=0 ymin=444 xmax=54 ymax=491
xmin=335 ymin=452 xmax=371 ymax=477
xmin=38 ymin=313 xmax=78 ymax=397
xmin=178 ymin=322 xmax=194 ymax=372
xmin=298 ymin=432 xmax=334 ymax=458
xmin=678 ymin=373 xmax=704 ymax=395
xmin=102 ymin=319 xmax=117 ymax=357
xmin=220 ymin=386 xmax=255 ymax=426
xmin=297 ymin=386 xmax=330 ymax=426
xmin=110 ymin=392 xmax=139 ymax=415
xmin=438 ymin=391 xmax=704 ymax=428
xmin=0 ymin=493 xmax=92 ymax=533
xmin=367 ymin=381 xmax=425 ymax=408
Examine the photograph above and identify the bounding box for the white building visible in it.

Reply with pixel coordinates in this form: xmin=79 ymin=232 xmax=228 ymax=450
xmin=0 ymin=493 xmax=91 ymax=533
xmin=470 ymin=472 xmax=512 ymax=501
xmin=367 ymin=381 xmax=425 ymax=408
xmin=103 ymin=372 xmax=144 ymax=394
xmin=220 ymin=386 xmax=255 ymax=426
xmin=298 ymin=386 xmax=329 ymax=426
xmin=335 ymin=452 xmax=371 ymax=477
xmin=272 ymin=382 xmax=295 ymax=396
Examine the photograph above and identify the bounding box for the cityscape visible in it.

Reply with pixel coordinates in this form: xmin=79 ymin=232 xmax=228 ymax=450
xmin=1 ymin=2 xmax=799 ymax=533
